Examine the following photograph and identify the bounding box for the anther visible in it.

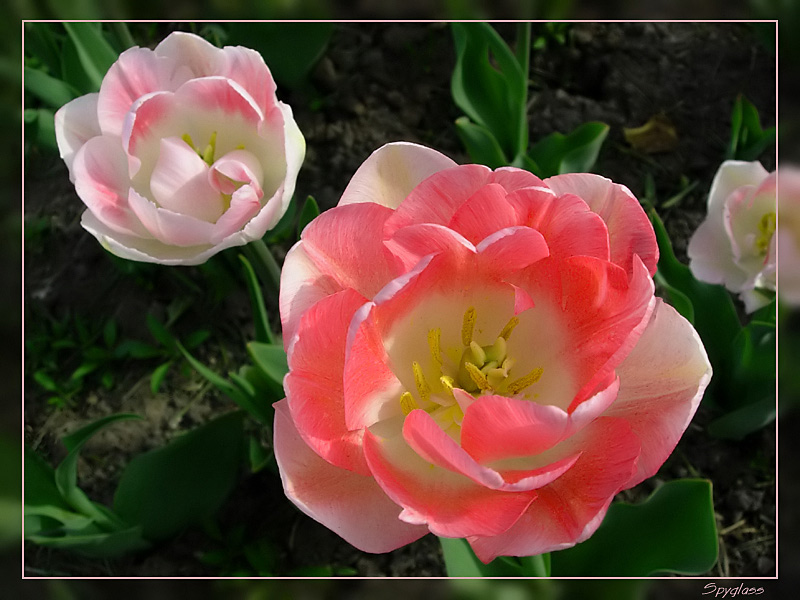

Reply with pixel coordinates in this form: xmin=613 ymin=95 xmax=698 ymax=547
xmin=499 ymin=316 xmax=520 ymax=341
xmin=461 ymin=306 xmax=477 ymax=346
xmin=181 ymin=133 xmax=197 ymax=150
xmin=412 ymin=361 xmax=431 ymax=403
xmin=202 ymin=131 xmax=218 ymax=165
xmin=428 ymin=328 xmax=443 ymax=369
xmin=440 ymin=375 xmax=455 ymax=398
xmin=400 ymin=391 xmax=418 ymax=415
xmin=506 ymin=367 xmax=544 ymax=396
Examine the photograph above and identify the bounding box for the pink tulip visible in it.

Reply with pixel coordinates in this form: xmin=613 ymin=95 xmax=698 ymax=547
xmin=688 ymin=161 xmax=776 ymax=312
xmin=275 ymin=142 xmax=712 ymax=563
xmin=55 ymin=32 xmax=305 ymax=265
xmin=775 ymin=166 xmax=800 ymax=306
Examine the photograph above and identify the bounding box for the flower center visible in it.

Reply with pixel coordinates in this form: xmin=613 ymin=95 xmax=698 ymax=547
xmin=182 ymin=131 xmax=218 ymax=166
xmin=755 ymin=211 xmax=776 ymax=255
xmin=398 ymin=306 xmax=543 ymax=428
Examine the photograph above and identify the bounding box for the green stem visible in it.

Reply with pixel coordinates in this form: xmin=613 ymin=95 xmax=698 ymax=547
xmin=243 ymin=238 xmax=282 ymax=294
xmin=515 ymin=22 xmax=532 ymax=155
xmin=521 ymin=552 xmax=551 ymax=577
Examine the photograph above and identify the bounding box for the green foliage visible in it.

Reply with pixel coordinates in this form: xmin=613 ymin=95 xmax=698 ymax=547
xmin=450 ymin=22 xmax=607 ymax=176
xmin=114 ymin=412 xmax=245 ymax=540
xmin=725 ymin=95 xmax=775 ymax=161
xmin=649 ymin=208 xmax=776 ymax=439
xmin=297 ymin=195 xmax=321 ymax=238
xmin=441 ymin=537 xmax=550 ymax=577
xmin=551 ymin=479 xmax=718 ymax=575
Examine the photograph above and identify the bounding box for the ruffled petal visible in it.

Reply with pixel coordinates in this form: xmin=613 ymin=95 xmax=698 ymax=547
xmin=545 ymin=173 xmax=657 ymax=276
xmin=273 ymin=400 xmax=427 ymax=553
xmin=127 ymin=189 xmax=216 ymax=247
xmin=605 ymin=300 xmax=712 ymax=487
xmin=54 ymin=93 xmax=101 ymax=178
xmin=447 ymin=183 xmax=519 ymax=244
xmin=285 ymin=288 xmax=371 ymax=475
xmin=339 ymin=142 xmax=457 ymax=209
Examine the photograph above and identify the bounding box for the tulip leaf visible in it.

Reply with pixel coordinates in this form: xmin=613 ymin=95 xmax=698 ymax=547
xmin=454 ymin=116 xmax=510 ymax=169
xmin=239 ymin=254 xmax=275 ymax=344
xmin=452 ymin=22 xmax=527 ymax=159
xmin=26 ymin=523 xmax=149 ymax=558
xmin=726 ymin=94 xmax=775 ymax=162
xmin=297 ymin=195 xmax=321 ymax=238
xmin=23 ymin=66 xmax=77 ymax=108
xmin=527 ymin=122 xmax=609 ymax=178
xmin=149 ymin=360 xmax=172 ymax=395
xmin=440 ymin=537 xmax=525 ymax=577
xmin=113 ymin=412 xmax=245 ymax=541
xmin=63 ymin=23 xmax=119 ymax=92
xmin=54 ymin=413 xmax=143 ymax=529
xmin=708 ymin=396 xmax=775 ymax=440
xmin=247 ymin=341 xmax=289 ymax=388
xmin=551 ymin=479 xmax=718 ymax=576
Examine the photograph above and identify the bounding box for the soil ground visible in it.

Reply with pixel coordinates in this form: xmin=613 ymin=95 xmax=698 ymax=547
xmin=23 ymin=22 xmax=777 ymax=578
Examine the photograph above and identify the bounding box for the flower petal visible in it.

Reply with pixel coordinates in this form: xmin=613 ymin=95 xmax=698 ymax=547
xmin=545 ymin=173 xmax=657 ymax=276
xmin=468 ymin=416 xmax=640 ymax=562
xmin=605 ymin=300 xmax=712 ymax=487
xmin=273 ymin=400 xmax=427 ymax=553
xmin=127 ymin=189 xmax=216 ymax=247
xmin=338 ymin=142 xmax=457 ymax=209
xmin=285 ymin=288 xmax=371 ymax=475
xmin=447 ymin=183 xmax=519 ymax=244
xmin=54 ymin=93 xmax=101 ymax=177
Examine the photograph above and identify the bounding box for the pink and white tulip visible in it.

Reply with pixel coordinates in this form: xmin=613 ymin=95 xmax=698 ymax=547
xmin=776 ymin=166 xmax=800 ymax=306
xmin=275 ymin=142 xmax=712 ymax=563
xmin=688 ymin=160 xmax=776 ymax=312
xmin=55 ymin=31 xmax=305 ymax=265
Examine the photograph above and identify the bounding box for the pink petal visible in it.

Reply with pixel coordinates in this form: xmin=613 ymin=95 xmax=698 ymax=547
xmin=149 ymin=137 xmax=226 ymax=222
xmin=490 ymin=167 xmax=546 ymax=191
xmin=285 ymin=288 xmax=371 ymax=475
xmin=363 ymin=426 xmax=535 ymax=538
xmin=460 ymin=395 xmax=569 ymax=464
xmin=706 ymin=160 xmax=770 ymax=216
xmin=280 ymin=242 xmax=344 ymax=347
xmin=605 ymin=300 xmax=712 ymax=487
xmin=468 ymin=416 xmax=641 ymax=562
xmin=384 ymin=223 xmax=476 ymax=273
xmin=475 ymin=226 xmax=550 ymax=272
xmin=384 ymin=164 xmax=493 ymax=237
xmin=209 ymin=149 xmax=264 ymax=196
xmin=127 ymin=189 xmax=216 ymax=247
xmin=273 ymin=400 xmax=427 ymax=553
xmin=97 ymin=46 xmax=184 ymax=137
xmin=447 ymin=183 xmax=519 ymax=244
xmin=299 ymin=202 xmax=402 ymax=300
xmin=343 ymin=305 xmax=405 ymax=431
xmin=508 ymin=189 xmax=611 ymax=263
xmin=545 ymin=173 xmax=658 ymax=276
xmin=338 ymin=142 xmax=457 ymax=209
xmin=209 ymin=184 xmax=262 ymax=244
xmin=71 ymin=135 xmax=147 ymax=238
xmin=54 ymin=93 xmax=101 ymax=177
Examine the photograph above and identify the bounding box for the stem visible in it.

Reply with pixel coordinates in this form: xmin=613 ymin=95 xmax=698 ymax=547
xmin=515 ymin=22 xmax=532 ymax=156
xmin=521 ymin=552 xmax=551 ymax=577
xmin=243 ymin=238 xmax=282 ymax=294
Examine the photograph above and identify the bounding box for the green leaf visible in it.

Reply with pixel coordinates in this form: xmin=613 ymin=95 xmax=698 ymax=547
xmin=146 ymin=314 xmax=175 ymax=349
xmin=265 ymin=194 xmax=298 ymax=243
xmin=708 ymin=396 xmax=776 ymax=440
xmin=225 ymin=23 xmax=334 ymax=89
xmin=247 ymin=342 xmax=289 ymax=387
xmin=726 ymin=95 xmax=775 ymax=161
xmin=551 ymin=479 xmax=718 ymax=576
xmin=451 ymin=22 xmax=528 ymax=159
xmin=440 ymin=536 xmax=524 ymax=576
xmin=24 ymin=66 xmax=77 ymax=108
xmin=176 ymin=341 xmax=250 ymax=407
xmin=527 ymin=122 xmax=609 ymax=178
xmin=239 ymin=254 xmax=274 ymax=345
xmin=248 ymin=436 xmax=274 ymax=474
xmin=297 ymin=195 xmax=320 ymax=238
xmin=103 ymin=319 xmax=117 ymax=347
xmin=150 ymin=361 xmax=172 ymax=394
xmin=27 ymin=523 xmax=149 ymax=558
xmin=63 ymin=23 xmax=119 ymax=92
xmin=230 ymin=365 xmax=278 ymax=425
xmin=54 ymin=413 xmax=142 ymax=528
xmin=33 ymin=370 xmax=59 ymax=393
xmin=113 ymin=412 xmax=245 ymax=541
xmin=454 ymin=116 xmax=509 ymax=168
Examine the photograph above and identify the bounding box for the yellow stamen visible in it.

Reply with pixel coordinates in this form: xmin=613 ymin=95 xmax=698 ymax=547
xmin=506 ymin=367 xmax=544 ymax=396
xmin=181 ymin=133 xmax=196 ymax=150
xmin=461 ymin=306 xmax=476 ymax=346
xmin=464 ymin=361 xmax=492 ymax=392
xmin=202 ymin=131 xmax=218 ymax=165
xmin=428 ymin=328 xmax=443 ymax=369
xmin=499 ymin=316 xmax=520 ymax=341
xmin=400 ymin=391 xmax=418 ymax=415
xmin=484 ymin=336 xmax=507 ymax=363
xmin=756 ymin=212 xmax=776 ymax=255
xmin=412 ymin=361 xmax=430 ymax=403
xmin=440 ymin=375 xmax=455 ymax=398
